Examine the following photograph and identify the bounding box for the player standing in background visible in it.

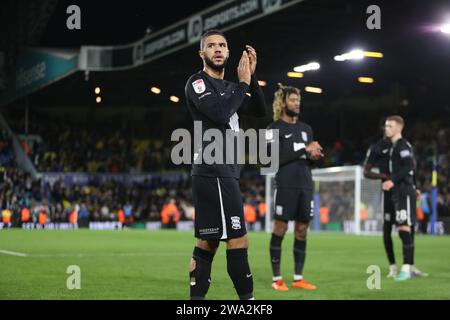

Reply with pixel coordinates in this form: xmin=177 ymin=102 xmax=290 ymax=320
xmin=364 ymin=128 xmax=397 ymax=277
xmin=184 ymin=29 xmax=266 ymax=300
xmin=266 ymin=84 xmax=323 ymax=291
xmin=382 ymin=116 xmax=418 ymax=281
xmin=365 ymin=120 xmax=428 ymax=278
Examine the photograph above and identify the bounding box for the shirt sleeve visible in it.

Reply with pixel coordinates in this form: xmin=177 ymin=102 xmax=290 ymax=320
xmin=391 ymin=143 xmax=414 ymax=184
xmin=279 ymin=139 xmax=307 ymax=166
xmin=238 ymin=74 xmax=267 ymax=117
xmin=364 ymin=144 xmax=379 ymax=166
xmin=185 ymin=75 xmax=249 ymax=125
xmin=305 ymin=126 xmax=315 ymax=163
xmin=308 ymin=126 xmax=314 ymax=143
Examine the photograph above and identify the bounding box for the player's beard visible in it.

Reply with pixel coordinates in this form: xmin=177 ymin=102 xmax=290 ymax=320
xmin=285 ymin=108 xmax=300 ymax=118
xmin=204 ymin=55 xmax=228 ymax=72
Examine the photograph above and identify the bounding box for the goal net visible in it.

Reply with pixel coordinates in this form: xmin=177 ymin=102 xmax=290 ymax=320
xmin=265 ymin=165 xmax=383 ymax=234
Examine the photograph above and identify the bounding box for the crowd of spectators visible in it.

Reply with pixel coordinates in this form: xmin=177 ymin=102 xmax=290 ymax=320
xmin=1 ymin=172 xmax=194 ymax=227
xmin=20 ymin=125 xmax=168 ymax=173
xmin=1 ymin=113 xmax=449 ymax=228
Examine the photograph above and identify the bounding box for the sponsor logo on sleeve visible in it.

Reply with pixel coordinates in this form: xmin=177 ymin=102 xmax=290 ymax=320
xmin=293 ymin=142 xmax=305 ymax=152
xmin=192 ymin=79 xmax=206 ymax=94
xmin=400 ymin=150 xmax=411 ymax=158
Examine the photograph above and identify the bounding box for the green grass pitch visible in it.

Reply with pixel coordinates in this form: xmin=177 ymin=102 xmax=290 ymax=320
xmin=1 ymin=229 xmax=449 ymax=300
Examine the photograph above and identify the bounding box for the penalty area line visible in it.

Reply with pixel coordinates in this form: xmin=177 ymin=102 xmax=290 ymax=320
xmin=0 ymin=249 xmax=28 ymax=257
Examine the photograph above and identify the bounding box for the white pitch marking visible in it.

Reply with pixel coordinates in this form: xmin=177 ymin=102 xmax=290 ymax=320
xmin=0 ymin=249 xmax=28 ymax=257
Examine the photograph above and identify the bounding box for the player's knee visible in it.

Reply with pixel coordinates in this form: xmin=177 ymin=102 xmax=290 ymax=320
xmin=294 ymin=230 xmax=307 ymax=241
xmin=227 ymin=235 xmax=248 ymax=249
xmin=197 ymin=239 xmax=219 ymax=252
xmin=398 ymin=225 xmax=410 ymax=233
xmin=189 ymin=258 xmax=196 ymax=273
xmin=272 ymin=220 xmax=287 ymax=237
xmin=294 ymin=222 xmax=308 ymax=240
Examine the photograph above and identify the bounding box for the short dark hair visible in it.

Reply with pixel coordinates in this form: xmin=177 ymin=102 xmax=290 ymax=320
xmin=200 ymin=29 xmax=227 ymax=50
xmin=386 ymin=115 xmax=405 ymax=127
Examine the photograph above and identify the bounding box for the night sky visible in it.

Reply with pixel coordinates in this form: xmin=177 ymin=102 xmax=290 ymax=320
xmin=40 ymin=0 xmax=219 ymax=47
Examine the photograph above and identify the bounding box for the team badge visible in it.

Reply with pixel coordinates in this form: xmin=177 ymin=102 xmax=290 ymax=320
xmin=301 ymin=131 xmax=308 ymax=142
xmin=276 ymin=205 xmax=283 ymax=215
xmin=192 ymin=79 xmax=206 ymax=94
xmin=231 ymin=216 xmax=241 ymax=230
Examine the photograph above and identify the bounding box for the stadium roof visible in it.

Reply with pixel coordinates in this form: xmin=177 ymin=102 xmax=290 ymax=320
xmin=3 ymin=0 xmax=450 ymax=116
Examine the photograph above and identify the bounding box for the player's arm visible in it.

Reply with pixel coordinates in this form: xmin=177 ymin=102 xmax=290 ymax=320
xmin=238 ymin=74 xmax=266 ymax=117
xmin=238 ymin=45 xmax=266 ymax=117
xmin=279 ymin=140 xmax=307 ymax=166
xmin=413 ymin=154 xmax=418 ymax=188
xmin=363 ymin=145 xmax=389 ymax=180
xmin=364 ymin=163 xmax=389 ymax=180
xmin=305 ymin=126 xmax=323 ymax=162
xmin=390 ymin=144 xmax=414 ymax=184
xmin=267 ymin=133 xmax=321 ymax=167
xmin=186 ymin=76 xmax=249 ymax=125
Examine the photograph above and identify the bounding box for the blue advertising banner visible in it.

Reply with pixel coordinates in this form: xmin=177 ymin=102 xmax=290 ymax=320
xmin=79 ymin=0 xmax=305 ymax=71
xmin=40 ymin=172 xmax=189 ymax=188
xmin=0 ymin=49 xmax=79 ymax=106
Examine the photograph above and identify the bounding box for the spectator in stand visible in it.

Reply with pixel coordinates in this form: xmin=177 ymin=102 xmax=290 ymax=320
xmin=160 ymin=198 xmax=180 ymax=229
xmin=244 ymin=199 xmax=257 ymax=231
xmin=256 ymin=195 xmax=266 ymax=231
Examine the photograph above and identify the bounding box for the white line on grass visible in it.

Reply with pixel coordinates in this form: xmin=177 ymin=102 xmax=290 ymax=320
xmin=0 ymin=249 xmax=28 ymax=257
xmin=24 ymin=251 xmax=327 ymax=258
xmin=30 ymin=252 xmax=189 ymax=258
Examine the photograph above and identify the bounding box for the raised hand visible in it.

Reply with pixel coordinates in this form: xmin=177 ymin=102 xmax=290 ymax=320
xmin=237 ymin=51 xmax=251 ymax=85
xmin=245 ymin=45 xmax=257 ymax=75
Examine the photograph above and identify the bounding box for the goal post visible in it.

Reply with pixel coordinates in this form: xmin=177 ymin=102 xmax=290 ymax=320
xmin=265 ymin=165 xmax=383 ymax=235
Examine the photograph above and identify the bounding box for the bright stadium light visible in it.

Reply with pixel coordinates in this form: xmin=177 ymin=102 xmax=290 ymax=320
xmin=334 ymin=54 xmax=344 ymax=61
xmin=441 ymin=23 xmax=450 ymax=34
xmin=150 ymin=87 xmax=161 ymax=94
xmin=309 ymin=62 xmax=320 ymax=70
xmin=358 ymin=77 xmax=374 ymax=84
xmin=96 ymin=96 xmax=102 ymax=103
xmin=258 ymin=80 xmax=267 ymax=87
xmin=304 ymin=86 xmax=322 ymax=94
xmin=94 ymin=87 xmax=101 ymax=94
xmin=293 ymin=62 xmax=320 ymax=73
xmin=170 ymin=95 xmax=180 ymax=103
xmin=334 ymin=49 xmax=365 ymax=61
xmin=287 ymin=72 xmax=304 ymax=78
xmin=348 ymin=49 xmax=364 ymax=60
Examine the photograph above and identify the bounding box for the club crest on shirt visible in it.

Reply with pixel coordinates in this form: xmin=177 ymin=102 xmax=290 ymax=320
xmin=192 ymin=79 xmax=206 ymax=94
xmin=301 ymin=131 xmax=308 ymax=142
